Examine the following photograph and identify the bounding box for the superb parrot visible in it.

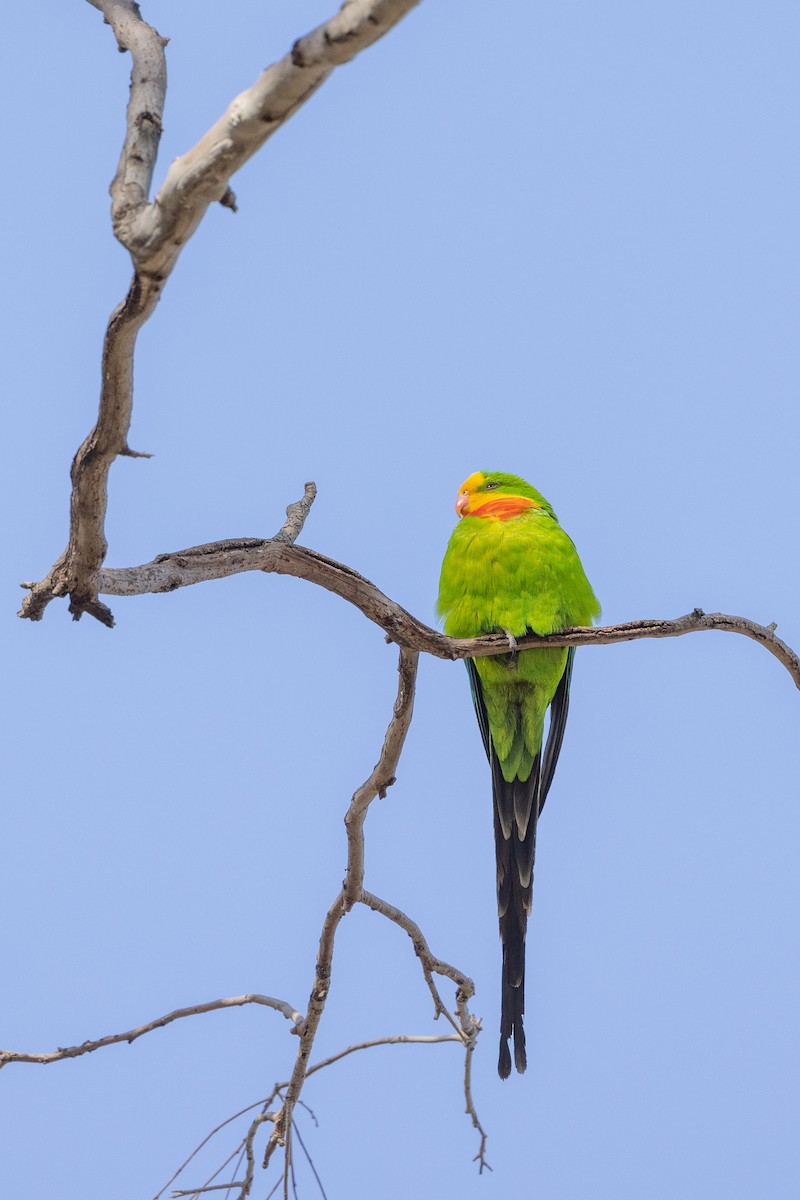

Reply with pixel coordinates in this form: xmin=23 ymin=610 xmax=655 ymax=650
xmin=437 ymin=471 xmax=600 ymax=1078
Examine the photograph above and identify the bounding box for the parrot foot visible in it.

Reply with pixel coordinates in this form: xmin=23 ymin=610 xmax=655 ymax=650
xmin=502 ymin=628 xmax=518 ymax=661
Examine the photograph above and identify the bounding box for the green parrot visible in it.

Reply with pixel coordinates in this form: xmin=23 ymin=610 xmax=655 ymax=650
xmin=437 ymin=470 xmax=600 ymax=1079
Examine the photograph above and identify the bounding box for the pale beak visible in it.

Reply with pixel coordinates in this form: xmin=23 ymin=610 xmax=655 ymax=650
xmin=455 ymin=491 xmax=470 ymax=517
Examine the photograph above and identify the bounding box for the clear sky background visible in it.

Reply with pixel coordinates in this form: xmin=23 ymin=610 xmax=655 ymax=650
xmin=3 ymin=2 xmax=799 ymax=1197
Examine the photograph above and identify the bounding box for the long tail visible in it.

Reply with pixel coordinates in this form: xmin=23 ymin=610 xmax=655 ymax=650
xmin=493 ymin=757 xmax=540 ymax=1078
xmin=466 ymin=652 xmax=576 ymax=1078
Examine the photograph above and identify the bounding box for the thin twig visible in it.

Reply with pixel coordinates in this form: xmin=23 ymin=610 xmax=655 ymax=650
xmin=290 ymin=1117 xmax=329 ymax=1200
xmin=306 ymin=1034 xmax=460 ymax=1078
xmin=464 ymin=1046 xmax=492 ymax=1173
xmin=170 ymin=1137 xmax=248 ymax=1199
xmin=295 ymin=1098 xmax=319 ymax=1127
xmin=343 ymin=647 xmax=418 ymax=908
xmin=151 ymin=1100 xmax=273 ymax=1200
xmin=153 ymin=1028 xmax=466 ymax=1199
xmin=358 ymin=888 xmax=488 ymax=1165
xmin=172 ymin=1186 xmax=246 ymax=1197
xmin=360 ymin=890 xmax=474 ymax=1033
xmin=0 ymin=994 xmax=302 ymax=1069
xmin=243 ymin=1113 xmax=275 ymax=1199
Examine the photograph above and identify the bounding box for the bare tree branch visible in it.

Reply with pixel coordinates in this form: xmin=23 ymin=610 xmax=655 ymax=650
xmin=23 ymin=518 xmax=796 ymax=685
xmin=304 ymin=1033 xmax=461 ymax=1077
xmin=465 ymin=1039 xmax=491 ymax=1174
xmin=359 ymin=888 xmax=490 ymax=1168
xmin=20 ymin=0 xmax=423 ymax=625
xmin=360 ymin=890 xmax=476 ymax=1034
xmin=16 ymin=570 xmax=492 ymax=1188
xmin=262 ymin=648 xmax=421 ymax=1168
xmin=86 ymin=1 xmax=168 ymax=226
xmin=233 ymin=644 xmax=487 ymax=1183
xmin=101 ymin=0 xmax=423 ymax=269
xmin=155 ymin=1035 xmax=459 ymax=1200
xmin=343 ymin=647 xmax=419 ymax=908
xmin=172 ymin=1187 xmax=246 ymax=1197
xmin=256 ymin=821 xmax=489 ymax=1181
xmin=0 ymin=994 xmax=302 ymax=1069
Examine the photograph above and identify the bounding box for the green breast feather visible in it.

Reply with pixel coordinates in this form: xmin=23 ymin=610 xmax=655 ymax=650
xmin=438 ymin=506 xmax=598 ymax=780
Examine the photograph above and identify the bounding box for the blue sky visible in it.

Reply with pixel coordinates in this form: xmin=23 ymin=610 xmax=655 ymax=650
xmin=3 ymin=2 xmax=799 ymax=1197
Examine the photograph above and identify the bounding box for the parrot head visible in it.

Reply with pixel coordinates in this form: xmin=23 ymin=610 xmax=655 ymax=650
xmin=454 ymin=471 xmax=557 ymax=521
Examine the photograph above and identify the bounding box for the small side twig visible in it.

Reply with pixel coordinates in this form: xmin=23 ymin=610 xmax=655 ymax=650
xmin=172 ymin=1186 xmax=247 ymax=1196
xmin=0 ymin=993 xmax=302 ymax=1069
xmin=272 ymin=483 xmax=317 ymax=544
xmin=151 ymin=1097 xmax=273 ymax=1200
xmin=360 ymin=890 xmax=475 ymax=1033
xmin=464 ymin=1044 xmax=491 ymax=1173
xmin=306 ymin=1033 xmax=459 ymax=1078
xmin=359 ymin=887 xmax=488 ymax=1167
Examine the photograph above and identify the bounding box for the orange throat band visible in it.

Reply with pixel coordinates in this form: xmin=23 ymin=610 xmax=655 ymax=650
xmin=466 ymin=495 xmax=539 ymax=520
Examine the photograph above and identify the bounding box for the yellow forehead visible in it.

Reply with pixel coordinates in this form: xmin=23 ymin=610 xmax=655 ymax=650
xmin=459 ymin=471 xmax=485 ymax=493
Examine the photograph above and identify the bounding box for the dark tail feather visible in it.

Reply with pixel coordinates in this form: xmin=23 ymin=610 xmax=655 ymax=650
xmin=499 ymin=950 xmax=527 ymax=1078
xmin=493 ymin=755 xmax=540 ymax=1078
xmin=538 ymin=647 xmax=575 ymax=815
xmin=465 ymin=657 xmax=576 ymax=1077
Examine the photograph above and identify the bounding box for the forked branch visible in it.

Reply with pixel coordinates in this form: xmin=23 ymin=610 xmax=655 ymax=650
xmin=20 ymin=0 xmax=423 ymax=625
xmin=2 ymin=642 xmax=489 ymax=1189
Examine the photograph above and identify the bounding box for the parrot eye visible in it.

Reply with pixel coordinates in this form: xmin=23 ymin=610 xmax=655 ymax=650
xmin=484 ymin=482 xmax=498 ymax=491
